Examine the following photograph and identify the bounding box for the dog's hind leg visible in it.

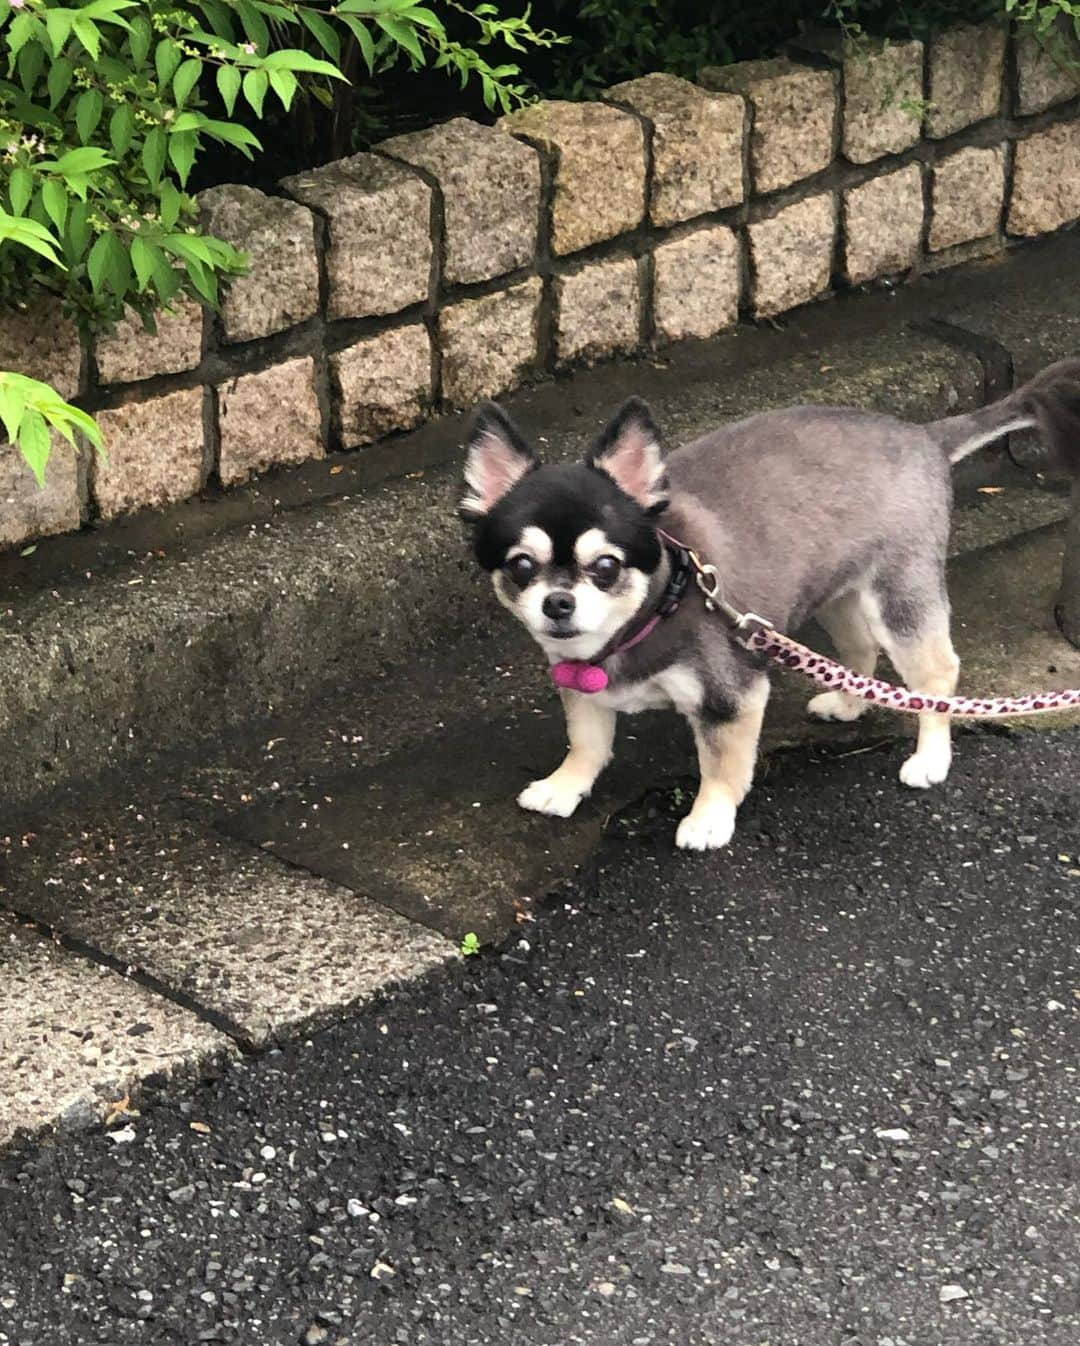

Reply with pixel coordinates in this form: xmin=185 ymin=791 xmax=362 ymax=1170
xmin=677 ymin=676 xmax=769 ymax=851
xmin=807 ymin=590 xmax=880 ymax=723
xmin=517 ymin=691 xmax=616 ymax=818
xmin=869 ymin=580 xmax=960 ymax=789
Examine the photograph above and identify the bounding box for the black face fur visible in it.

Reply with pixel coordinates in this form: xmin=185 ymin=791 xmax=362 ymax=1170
xmin=463 ymin=397 xmax=668 ymax=574
xmin=471 ymin=462 xmax=663 ymax=575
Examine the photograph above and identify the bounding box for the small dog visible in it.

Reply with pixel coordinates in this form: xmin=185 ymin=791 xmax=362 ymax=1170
xmin=461 ymin=360 xmax=1080 ymax=850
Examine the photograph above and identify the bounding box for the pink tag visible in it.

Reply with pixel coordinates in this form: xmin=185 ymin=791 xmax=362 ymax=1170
xmin=551 ymin=661 xmax=609 ymax=694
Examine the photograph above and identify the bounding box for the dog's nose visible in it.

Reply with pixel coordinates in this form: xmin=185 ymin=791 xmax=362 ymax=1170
xmin=542 ymin=591 xmax=576 ymax=621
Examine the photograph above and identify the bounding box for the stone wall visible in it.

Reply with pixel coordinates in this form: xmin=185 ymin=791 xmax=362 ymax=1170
xmin=3 ymin=20 xmax=1080 ymax=548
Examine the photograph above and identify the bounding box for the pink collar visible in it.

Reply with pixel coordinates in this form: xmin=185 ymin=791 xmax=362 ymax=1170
xmin=550 ymin=613 xmax=662 ymax=694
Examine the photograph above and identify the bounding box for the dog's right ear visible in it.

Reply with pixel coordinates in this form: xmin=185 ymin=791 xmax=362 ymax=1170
xmin=460 ymin=402 xmax=538 ymax=521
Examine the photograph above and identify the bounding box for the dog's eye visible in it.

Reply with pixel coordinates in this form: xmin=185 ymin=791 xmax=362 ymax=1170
xmin=506 ymin=554 xmax=537 ymax=586
xmin=591 ymin=555 xmax=621 ymax=589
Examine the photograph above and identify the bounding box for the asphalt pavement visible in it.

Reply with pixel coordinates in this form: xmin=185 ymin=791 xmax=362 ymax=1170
xmin=2 ymin=726 xmax=1078 ymax=1346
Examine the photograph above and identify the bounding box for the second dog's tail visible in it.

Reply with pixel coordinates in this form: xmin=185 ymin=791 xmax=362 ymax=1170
xmin=928 ymin=357 xmax=1080 ymax=471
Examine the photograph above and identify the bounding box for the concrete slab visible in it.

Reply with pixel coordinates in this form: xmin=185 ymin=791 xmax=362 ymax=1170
xmin=0 ymin=912 xmax=234 ymax=1149
xmin=919 ymin=232 xmax=1080 ymax=382
xmin=219 ymin=708 xmax=682 ymax=943
xmin=0 ymin=820 xmax=454 ymax=1048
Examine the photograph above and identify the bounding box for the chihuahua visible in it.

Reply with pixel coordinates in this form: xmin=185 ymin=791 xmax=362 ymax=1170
xmin=461 ymin=359 xmax=1080 ymax=850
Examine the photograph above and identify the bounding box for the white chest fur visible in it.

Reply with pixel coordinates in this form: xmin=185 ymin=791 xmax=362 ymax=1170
xmin=593 ymin=666 xmax=704 ymax=716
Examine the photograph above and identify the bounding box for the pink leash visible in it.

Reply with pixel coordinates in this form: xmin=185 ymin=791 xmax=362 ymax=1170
xmin=552 ymin=527 xmax=1080 ymax=719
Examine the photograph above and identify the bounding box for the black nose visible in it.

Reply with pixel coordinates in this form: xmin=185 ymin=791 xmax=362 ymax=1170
xmin=542 ymin=591 xmax=576 ymax=622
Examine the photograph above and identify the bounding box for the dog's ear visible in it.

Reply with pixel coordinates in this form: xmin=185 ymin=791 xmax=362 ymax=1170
xmin=586 ymin=397 xmax=668 ymax=515
xmin=460 ymin=402 xmax=538 ymax=520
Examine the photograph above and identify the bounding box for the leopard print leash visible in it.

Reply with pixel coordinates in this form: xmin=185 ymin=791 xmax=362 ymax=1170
xmin=657 ymin=528 xmax=1080 ymax=720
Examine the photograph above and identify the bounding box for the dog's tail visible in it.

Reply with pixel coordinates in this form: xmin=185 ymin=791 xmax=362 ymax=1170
xmin=928 ymin=357 xmax=1080 ymax=472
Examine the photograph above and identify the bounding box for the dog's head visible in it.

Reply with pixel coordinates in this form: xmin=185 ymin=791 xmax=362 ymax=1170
xmin=461 ymin=397 xmax=669 ymax=661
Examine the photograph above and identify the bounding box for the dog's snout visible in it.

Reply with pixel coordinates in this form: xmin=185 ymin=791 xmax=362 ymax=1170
xmin=542 ymin=591 xmax=576 ymax=621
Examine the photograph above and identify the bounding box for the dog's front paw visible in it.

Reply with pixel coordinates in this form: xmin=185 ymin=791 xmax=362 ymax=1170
xmin=518 ymin=774 xmax=585 ymax=818
xmin=807 ymin=690 xmax=865 ymax=723
xmin=899 ymin=746 xmax=951 ymax=789
xmin=675 ymin=800 xmax=736 ymax=852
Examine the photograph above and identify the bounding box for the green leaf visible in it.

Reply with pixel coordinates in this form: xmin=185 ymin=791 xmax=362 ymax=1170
xmin=169 ymin=111 xmax=207 ymax=134
xmin=183 ymin=255 xmax=218 ymax=305
xmin=5 ymin=13 xmax=38 ymax=60
xmin=159 ymin=179 xmax=182 ymax=230
xmin=298 ymin=8 xmax=341 ymax=61
xmin=9 ymin=167 xmax=33 ymax=217
xmin=164 ymin=232 xmax=215 ymax=267
xmin=65 ymin=200 xmax=91 ymax=261
xmin=268 ymin=68 xmax=298 ymax=110
xmin=460 ymin=931 xmax=480 ymax=956
xmin=50 ymin=146 xmax=114 ymax=174
xmin=44 ymin=8 xmax=75 ymax=58
xmin=155 ymin=37 xmax=183 ymax=86
xmin=376 ymin=13 xmax=425 ymax=62
xmin=400 ymin=6 xmax=444 ymax=34
xmin=0 ymin=383 xmax=28 ymax=445
xmin=17 ymin=37 xmax=45 ymax=94
xmin=150 ymin=251 xmax=182 ymax=304
xmin=235 ymin=0 xmax=269 ymax=52
xmin=168 ymin=130 xmax=198 ymax=186
xmin=130 ymin=234 xmax=155 ymax=288
xmin=41 ymin=178 xmax=68 ymax=234
xmin=342 ymin=16 xmax=376 ymax=72
xmin=87 ymin=231 xmax=113 ymax=294
xmin=80 ymin=0 xmax=139 ymax=22
xmin=47 ymin=56 xmax=75 ymax=108
xmin=173 ymin=57 xmax=202 ymax=107
xmin=57 ymin=404 xmax=103 ymax=449
xmin=216 ymin=63 xmax=241 ymax=116
xmin=75 ymin=88 xmax=105 ymax=144
xmin=17 ymin=410 xmax=52 ymax=489
xmin=110 ymin=102 xmax=135 ymax=157
xmin=130 ymin=13 xmax=152 ymax=64
xmin=242 ymin=67 xmax=268 ymax=116
xmin=73 ymin=16 xmax=102 ymax=60
xmin=199 ymin=119 xmax=261 ymax=154
xmin=262 ymin=49 xmax=344 ymax=78
xmin=198 ymin=0 xmax=236 ymax=42
xmin=6 ymin=230 xmax=65 ymax=268
xmin=86 ymin=230 xmax=131 ymax=296
xmin=142 ymin=126 xmax=166 ymax=185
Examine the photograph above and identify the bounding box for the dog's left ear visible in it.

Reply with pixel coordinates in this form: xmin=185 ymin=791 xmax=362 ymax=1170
xmin=460 ymin=402 xmax=538 ymax=520
xmin=586 ymin=397 xmax=668 ymax=515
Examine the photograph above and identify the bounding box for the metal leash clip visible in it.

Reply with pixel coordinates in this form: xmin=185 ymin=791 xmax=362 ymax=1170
xmin=693 ymin=562 xmax=723 ymax=611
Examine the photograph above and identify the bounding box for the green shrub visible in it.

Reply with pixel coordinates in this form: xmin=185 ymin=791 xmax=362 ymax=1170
xmin=0 ymin=0 xmax=562 ymax=483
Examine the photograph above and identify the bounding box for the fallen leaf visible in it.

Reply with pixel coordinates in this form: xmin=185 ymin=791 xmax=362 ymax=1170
xmin=190 ymin=1120 xmax=212 ymax=1134
xmin=104 ymin=1095 xmax=139 ymax=1127
xmin=329 ymin=465 xmax=344 ymax=476
xmin=978 ymin=486 xmax=1005 ymax=495
xmin=19 ymin=544 xmax=37 ymax=557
